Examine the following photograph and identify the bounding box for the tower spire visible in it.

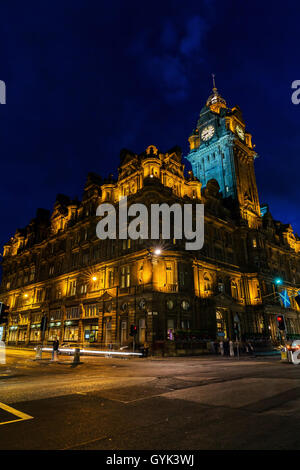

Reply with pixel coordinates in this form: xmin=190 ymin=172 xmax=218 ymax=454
xmin=206 ymin=73 xmax=226 ymax=112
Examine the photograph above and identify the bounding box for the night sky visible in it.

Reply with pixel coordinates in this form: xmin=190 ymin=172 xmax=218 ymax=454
xmin=0 ymin=0 xmax=299 ymax=251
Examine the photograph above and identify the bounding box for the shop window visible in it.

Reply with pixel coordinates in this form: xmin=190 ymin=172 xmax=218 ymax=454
xmin=167 ymin=319 xmax=175 ymax=340
xmin=64 ymin=325 xmax=79 ymax=342
xmin=84 ymin=325 xmax=98 ymax=343
xmin=48 ymin=327 xmax=61 ymax=341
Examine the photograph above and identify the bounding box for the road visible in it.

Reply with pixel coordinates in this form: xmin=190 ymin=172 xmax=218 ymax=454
xmin=1 ymin=348 xmax=300 ymax=450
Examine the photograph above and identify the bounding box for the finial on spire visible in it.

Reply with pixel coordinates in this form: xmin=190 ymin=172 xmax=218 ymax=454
xmin=206 ymin=74 xmax=227 ymax=111
xmin=212 ymin=73 xmax=216 ymax=91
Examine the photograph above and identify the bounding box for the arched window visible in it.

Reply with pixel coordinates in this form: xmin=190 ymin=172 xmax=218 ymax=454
xmin=204 ymin=273 xmax=212 ymax=292
xmin=231 ymin=280 xmax=238 ymax=299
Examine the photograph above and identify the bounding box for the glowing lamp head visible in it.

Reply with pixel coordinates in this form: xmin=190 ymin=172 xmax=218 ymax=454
xmin=275 ymin=278 xmax=283 ymax=285
xmin=92 ymin=276 xmax=97 ymax=282
xmin=154 ymin=248 xmax=161 ymax=255
xmin=24 ymin=294 xmax=28 ymax=298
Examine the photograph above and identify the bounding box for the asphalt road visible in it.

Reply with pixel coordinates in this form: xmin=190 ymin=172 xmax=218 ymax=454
xmin=1 ymin=348 xmax=300 ymax=450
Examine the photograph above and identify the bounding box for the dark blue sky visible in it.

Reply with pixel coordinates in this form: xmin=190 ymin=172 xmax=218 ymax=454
xmin=0 ymin=0 xmax=299 ymax=249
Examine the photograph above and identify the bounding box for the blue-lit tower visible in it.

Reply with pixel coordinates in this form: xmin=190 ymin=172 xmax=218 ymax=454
xmin=186 ymin=78 xmax=261 ymax=228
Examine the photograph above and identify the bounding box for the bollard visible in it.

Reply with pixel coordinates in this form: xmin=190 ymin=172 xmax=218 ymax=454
xmin=0 ymin=340 xmax=6 ymax=364
xmin=73 ymin=348 xmax=80 ymax=364
xmin=229 ymin=340 xmax=234 ymax=357
xmin=35 ymin=345 xmax=42 ymax=360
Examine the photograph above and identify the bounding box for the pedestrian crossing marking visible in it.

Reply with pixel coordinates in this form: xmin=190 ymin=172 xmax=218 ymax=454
xmin=0 ymin=401 xmax=33 ymax=426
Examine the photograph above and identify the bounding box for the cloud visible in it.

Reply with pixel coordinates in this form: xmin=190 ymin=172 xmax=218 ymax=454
xmin=128 ymin=14 xmax=212 ymax=103
xmin=180 ymin=16 xmax=208 ymax=57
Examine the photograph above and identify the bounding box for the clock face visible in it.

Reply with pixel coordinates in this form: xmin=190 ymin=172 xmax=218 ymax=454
xmin=201 ymin=125 xmax=215 ymax=141
xmin=236 ymin=125 xmax=245 ymax=141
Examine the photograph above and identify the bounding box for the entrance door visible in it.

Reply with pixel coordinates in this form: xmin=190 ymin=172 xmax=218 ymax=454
xmin=104 ymin=318 xmax=112 ymax=345
xmin=121 ymin=320 xmax=127 ymax=345
xmin=216 ymin=309 xmax=227 ymax=339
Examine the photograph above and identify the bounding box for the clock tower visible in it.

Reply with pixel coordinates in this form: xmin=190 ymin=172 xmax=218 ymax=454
xmin=186 ymin=78 xmax=261 ymax=228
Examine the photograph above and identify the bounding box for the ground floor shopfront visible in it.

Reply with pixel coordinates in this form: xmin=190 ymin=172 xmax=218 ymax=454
xmin=2 ymin=292 xmax=300 ymax=353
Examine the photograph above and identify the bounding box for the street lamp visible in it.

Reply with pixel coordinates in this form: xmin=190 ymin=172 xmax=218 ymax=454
xmin=154 ymin=248 xmax=161 ymax=255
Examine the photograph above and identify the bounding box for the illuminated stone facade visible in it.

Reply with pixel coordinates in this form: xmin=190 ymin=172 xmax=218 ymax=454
xmin=1 ymin=88 xmax=300 ymax=354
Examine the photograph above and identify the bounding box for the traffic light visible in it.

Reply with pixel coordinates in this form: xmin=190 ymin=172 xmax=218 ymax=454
xmin=129 ymin=324 xmax=137 ymax=336
xmin=0 ymin=302 xmax=9 ymax=324
xmin=276 ymin=315 xmax=286 ymax=331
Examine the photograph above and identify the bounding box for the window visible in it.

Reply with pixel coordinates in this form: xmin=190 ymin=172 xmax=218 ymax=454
xmin=36 ymin=289 xmax=43 ymax=303
xmin=50 ymin=309 xmax=62 ymax=321
xmin=252 ymin=238 xmax=257 ymax=248
xmin=84 ymin=304 xmax=98 ymax=318
xmin=29 ymin=267 xmax=35 ymax=282
xmin=71 ymin=252 xmax=79 ymax=267
xmin=69 ymin=280 xmax=77 ymax=296
xmin=166 ymin=264 xmax=173 ymax=285
xmin=55 ymin=287 xmax=62 ymax=299
xmin=49 ymin=265 xmax=55 ymax=276
xmin=66 ymin=306 xmax=81 ymax=319
xmin=179 ymin=270 xmax=186 ymax=288
xmin=204 ymin=273 xmax=212 ymax=292
xmin=82 ymin=250 xmax=89 ymax=265
xmin=120 ymin=266 xmax=130 ymax=288
xmin=181 ymin=319 xmax=190 ymax=329
xmin=108 ymin=270 xmax=114 ymax=288
xmin=122 ymin=239 xmax=131 ymax=250
xmin=231 ymin=281 xmax=238 ymax=299
xmin=64 ymin=326 xmax=79 ymax=342
xmin=80 ymin=284 xmax=87 ymax=294
xmin=217 ymin=279 xmax=225 ymax=293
